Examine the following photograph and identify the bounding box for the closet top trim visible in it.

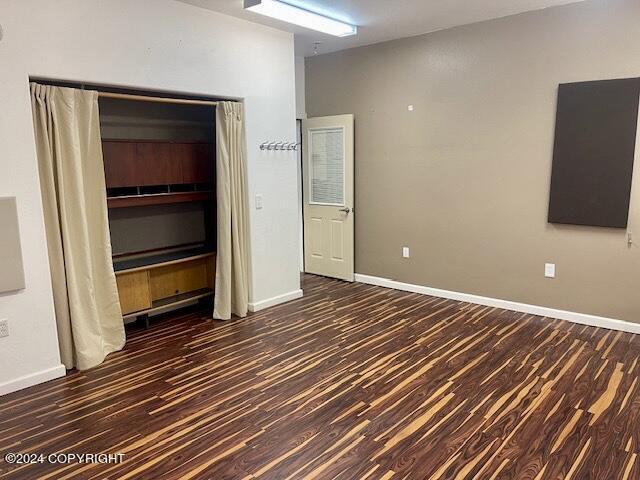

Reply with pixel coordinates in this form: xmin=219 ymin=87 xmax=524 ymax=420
xmin=99 ymin=91 xmax=219 ymax=107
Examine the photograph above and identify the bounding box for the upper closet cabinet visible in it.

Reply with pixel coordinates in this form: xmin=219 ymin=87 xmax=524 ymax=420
xmin=102 ymin=140 xmax=213 ymax=188
xmin=100 ymin=98 xmax=215 ymax=209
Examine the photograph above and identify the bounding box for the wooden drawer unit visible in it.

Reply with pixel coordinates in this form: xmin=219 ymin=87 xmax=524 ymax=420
xmin=116 ymin=271 xmax=151 ymax=315
xmin=149 ymin=257 xmax=212 ymax=301
xmin=114 ymin=253 xmax=215 ymax=318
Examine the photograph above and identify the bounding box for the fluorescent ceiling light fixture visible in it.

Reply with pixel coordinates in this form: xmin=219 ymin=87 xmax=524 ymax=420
xmin=244 ymin=0 xmax=357 ymax=37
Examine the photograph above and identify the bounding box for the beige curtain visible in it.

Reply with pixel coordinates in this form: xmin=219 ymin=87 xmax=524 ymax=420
xmin=213 ymin=102 xmax=249 ymax=319
xmin=30 ymin=83 xmax=125 ymax=370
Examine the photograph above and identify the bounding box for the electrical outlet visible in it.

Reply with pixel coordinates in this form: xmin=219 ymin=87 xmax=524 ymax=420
xmin=0 ymin=319 xmax=8 ymax=338
xmin=407 ymin=105 xmax=414 ymax=111
xmin=255 ymin=194 xmax=263 ymax=210
xmin=402 ymin=247 xmax=410 ymax=258
xmin=544 ymin=263 xmax=556 ymax=278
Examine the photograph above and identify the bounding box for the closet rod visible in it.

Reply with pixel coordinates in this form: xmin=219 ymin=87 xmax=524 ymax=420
xmin=98 ymin=91 xmax=218 ymax=107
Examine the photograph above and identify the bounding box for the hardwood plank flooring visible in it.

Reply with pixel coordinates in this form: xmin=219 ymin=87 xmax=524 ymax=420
xmin=1 ymin=274 xmax=639 ymax=479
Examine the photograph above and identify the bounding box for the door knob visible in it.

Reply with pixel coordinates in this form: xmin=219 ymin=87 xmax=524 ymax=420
xmin=339 ymin=207 xmax=351 ymax=214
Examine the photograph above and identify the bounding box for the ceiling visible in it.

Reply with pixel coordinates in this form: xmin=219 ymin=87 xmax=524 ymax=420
xmin=181 ymin=0 xmax=587 ymax=57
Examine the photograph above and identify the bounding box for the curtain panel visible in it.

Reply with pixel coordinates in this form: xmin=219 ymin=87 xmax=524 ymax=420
xmin=213 ymin=101 xmax=249 ymax=319
xmin=30 ymin=83 xmax=125 ymax=370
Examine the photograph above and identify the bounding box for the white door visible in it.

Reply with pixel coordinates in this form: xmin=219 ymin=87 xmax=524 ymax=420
xmin=302 ymin=114 xmax=354 ymax=281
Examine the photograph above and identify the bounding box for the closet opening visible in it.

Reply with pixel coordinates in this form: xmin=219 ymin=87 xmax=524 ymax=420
xmin=100 ymin=92 xmax=218 ymax=327
xmin=33 ymin=78 xmax=234 ymax=328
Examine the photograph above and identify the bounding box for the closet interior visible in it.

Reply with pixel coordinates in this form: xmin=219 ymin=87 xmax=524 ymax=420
xmin=99 ymin=95 xmax=217 ymax=325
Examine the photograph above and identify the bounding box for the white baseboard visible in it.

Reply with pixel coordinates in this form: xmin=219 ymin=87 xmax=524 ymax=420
xmin=248 ymin=289 xmax=304 ymax=312
xmin=0 ymin=364 xmax=66 ymax=396
xmin=355 ymin=273 xmax=640 ymax=334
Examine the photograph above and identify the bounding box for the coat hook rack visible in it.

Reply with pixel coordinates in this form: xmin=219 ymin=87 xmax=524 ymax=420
xmin=260 ymin=141 xmax=301 ymax=151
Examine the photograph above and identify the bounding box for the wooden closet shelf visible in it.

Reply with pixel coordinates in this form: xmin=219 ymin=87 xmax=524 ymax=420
xmin=153 ymin=288 xmax=213 ymax=309
xmin=107 ymin=191 xmax=213 ymax=208
xmin=122 ymin=288 xmax=214 ymax=321
xmin=114 ymin=250 xmax=216 ymax=274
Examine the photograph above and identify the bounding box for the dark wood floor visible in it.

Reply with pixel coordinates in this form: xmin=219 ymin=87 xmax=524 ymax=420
xmin=1 ymin=274 xmax=640 ymax=479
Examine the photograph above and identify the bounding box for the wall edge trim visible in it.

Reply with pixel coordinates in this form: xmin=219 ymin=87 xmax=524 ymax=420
xmin=248 ymin=289 xmax=304 ymax=312
xmin=0 ymin=364 xmax=66 ymax=396
xmin=355 ymin=273 xmax=640 ymax=334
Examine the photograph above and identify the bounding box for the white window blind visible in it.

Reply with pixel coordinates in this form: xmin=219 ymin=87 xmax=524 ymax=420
xmin=310 ymin=128 xmax=344 ymax=205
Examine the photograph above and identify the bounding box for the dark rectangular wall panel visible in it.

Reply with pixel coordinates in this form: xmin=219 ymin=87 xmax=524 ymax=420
xmin=548 ymin=78 xmax=640 ymax=228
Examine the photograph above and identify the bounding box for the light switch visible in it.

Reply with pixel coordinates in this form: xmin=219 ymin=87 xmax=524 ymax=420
xmin=0 ymin=319 xmax=8 ymax=338
xmin=408 ymin=105 xmax=414 ymax=111
xmin=255 ymin=195 xmax=263 ymax=210
xmin=402 ymin=247 xmax=410 ymax=258
xmin=545 ymin=263 xmax=556 ymax=278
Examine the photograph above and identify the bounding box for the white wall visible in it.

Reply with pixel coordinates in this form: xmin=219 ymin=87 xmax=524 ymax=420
xmin=295 ymin=57 xmax=306 ymax=271
xmin=295 ymin=56 xmax=306 ymax=119
xmin=0 ymin=0 xmax=300 ymax=394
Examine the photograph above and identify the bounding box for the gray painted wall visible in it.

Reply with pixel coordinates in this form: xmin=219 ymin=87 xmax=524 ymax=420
xmin=306 ymin=0 xmax=640 ymax=322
